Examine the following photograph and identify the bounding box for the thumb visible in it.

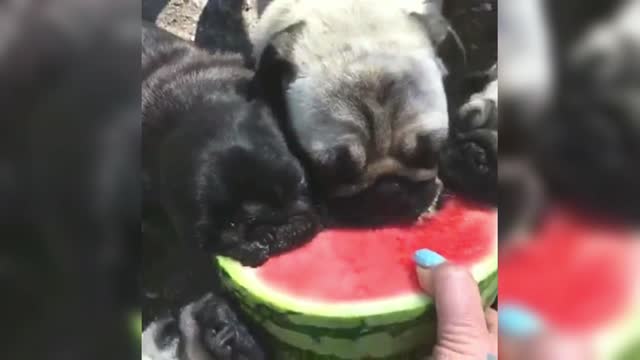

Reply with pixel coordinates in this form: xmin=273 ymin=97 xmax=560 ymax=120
xmin=414 ymin=250 xmax=491 ymax=360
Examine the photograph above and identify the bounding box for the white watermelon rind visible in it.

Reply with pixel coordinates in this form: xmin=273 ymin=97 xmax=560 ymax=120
xmin=215 ymin=238 xmax=497 ymax=359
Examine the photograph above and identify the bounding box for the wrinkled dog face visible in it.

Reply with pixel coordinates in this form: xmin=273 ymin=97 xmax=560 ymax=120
xmin=252 ymin=1 xmax=458 ymax=225
xmin=287 ymin=53 xmax=447 ymax=224
xmin=211 ymin=119 xmax=318 ymax=263
xmin=142 ymin=23 xmax=318 ymax=266
xmin=177 ymin=101 xmax=319 ymax=266
xmin=287 ymin=52 xmax=448 ymax=193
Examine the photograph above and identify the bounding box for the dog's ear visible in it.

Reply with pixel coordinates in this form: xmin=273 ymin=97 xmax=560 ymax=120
xmin=409 ymin=11 xmax=466 ymax=75
xmin=251 ymin=21 xmax=305 ymax=120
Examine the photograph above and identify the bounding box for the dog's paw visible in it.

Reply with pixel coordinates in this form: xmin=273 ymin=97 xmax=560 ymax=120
xmin=181 ymin=293 xmax=265 ymax=360
xmin=440 ymin=65 xmax=498 ymax=204
xmin=142 ymin=317 xmax=181 ymax=360
xmin=456 ymin=65 xmax=498 ymax=132
xmin=142 ymin=293 xmax=265 ymax=360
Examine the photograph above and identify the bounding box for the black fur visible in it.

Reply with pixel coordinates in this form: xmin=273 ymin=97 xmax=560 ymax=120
xmin=440 ymin=66 xmax=497 ymax=204
xmin=436 ymin=0 xmax=497 ymax=205
xmin=142 ymin=18 xmax=322 ymax=359
xmin=195 ymin=0 xmax=254 ymax=66
xmin=441 ymin=0 xmax=497 ymax=73
xmin=142 ymin=22 xmax=318 ymax=267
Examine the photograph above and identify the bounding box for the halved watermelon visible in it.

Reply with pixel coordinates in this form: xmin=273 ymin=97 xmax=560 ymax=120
xmin=217 ymin=198 xmax=497 ymax=359
xmin=500 ymin=208 xmax=640 ymax=359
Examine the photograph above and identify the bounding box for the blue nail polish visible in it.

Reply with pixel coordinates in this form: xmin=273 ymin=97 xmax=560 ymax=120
xmin=499 ymin=304 xmax=544 ymax=338
xmin=487 ymin=354 xmax=497 ymax=360
xmin=414 ymin=249 xmax=446 ymax=268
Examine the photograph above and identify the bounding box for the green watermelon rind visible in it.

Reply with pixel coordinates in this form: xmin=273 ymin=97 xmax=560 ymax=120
xmin=216 ymin=242 xmax=497 ymax=359
xmin=217 ymin=244 xmax=497 ymax=321
xmin=221 ymin=269 xmax=496 ymax=359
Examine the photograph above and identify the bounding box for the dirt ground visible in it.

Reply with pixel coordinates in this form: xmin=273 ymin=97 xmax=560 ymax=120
xmin=146 ymin=0 xmax=259 ymax=40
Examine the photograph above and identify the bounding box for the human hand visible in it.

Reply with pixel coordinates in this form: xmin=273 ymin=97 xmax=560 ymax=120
xmin=414 ymin=249 xmax=498 ymax=359
xmin=413 ymin=249 xmax=594 ymax=360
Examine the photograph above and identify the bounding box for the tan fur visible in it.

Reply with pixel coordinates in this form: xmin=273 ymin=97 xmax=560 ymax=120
xmin=252 ymin=0 xmax=432 ymax=73
xmin=252 ymin=0 xmax=449 ymax=197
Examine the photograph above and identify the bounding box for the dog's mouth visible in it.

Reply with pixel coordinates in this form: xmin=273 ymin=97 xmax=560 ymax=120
xmin=330 ymin=160 xmax=439 ymax=198
xmin=325 ymin=177 xmax=444 ymax=227
xmin=219 ymin=210 xmax=320 ymax=266
xmin=246 ymin=212 xmax=319 ymax=254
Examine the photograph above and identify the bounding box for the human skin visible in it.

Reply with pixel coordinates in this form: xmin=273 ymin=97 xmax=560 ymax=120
xmin=414 ymin=254 xmax=591 ymax=360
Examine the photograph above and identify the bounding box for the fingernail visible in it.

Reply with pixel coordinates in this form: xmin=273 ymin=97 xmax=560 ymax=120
xmin=414 ymin=249 xmax=446 ymax=268
xmin=499 ymin=303 xmax=544 ymax=338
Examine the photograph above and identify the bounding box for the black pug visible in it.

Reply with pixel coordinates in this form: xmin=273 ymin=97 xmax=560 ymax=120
xmin=142 ymin=22 xmax=318 ymax=266
xmin=142 ymin=17 xmax=319 ymax=358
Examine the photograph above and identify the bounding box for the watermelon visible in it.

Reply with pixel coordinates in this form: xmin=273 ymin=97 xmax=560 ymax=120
xmin=500 ymin=208 xmax=640 ymax=359
xmin=217 ymin=198 xmax=497 ymax=359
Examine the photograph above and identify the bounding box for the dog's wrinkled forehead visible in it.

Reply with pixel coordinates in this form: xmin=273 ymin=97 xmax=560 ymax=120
xmin=328 ymin=50 xmax=447 ymax=111
xmin=287 ymin=51 xmax=448 ymax=170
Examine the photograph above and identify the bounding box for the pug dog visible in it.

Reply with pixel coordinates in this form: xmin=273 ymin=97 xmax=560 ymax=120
xmin=142 ymin=22 xmax=318 ymax=267
xmin=249 ymin=0 xmax=466 ymax=226
xmin=143 ymin=16 xmax=324 ymax=358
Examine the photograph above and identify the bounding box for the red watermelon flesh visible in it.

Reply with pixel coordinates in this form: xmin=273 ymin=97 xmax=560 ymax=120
xmin=258 ymin=198 xmax=497 ymax=302
xmin=500 ymin=207 xmax=640 ymax=333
